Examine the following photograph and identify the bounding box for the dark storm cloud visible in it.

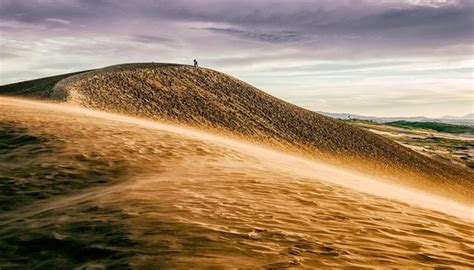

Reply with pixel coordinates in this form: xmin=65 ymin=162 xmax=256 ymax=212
xmin=0 ymin=0 xmax=111 ymax=23
xmin=129 ymin=34 xmax=172 ymax=44
xmin=200 ymin=27 xmax=305 ymax=43
xmin=0 ymin=0 xmax=472 ymax=51
xmin=335 ymin=3 xmax=474 ymax=43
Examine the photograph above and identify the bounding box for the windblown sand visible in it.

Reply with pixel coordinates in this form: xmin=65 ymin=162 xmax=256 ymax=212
xmin=0 ymin=63 xmax=472 ymax=204
xmin=0 ymin=97 xmax=472 ymax=269
xmin=1 ymin=64 xmax=473 ymax=269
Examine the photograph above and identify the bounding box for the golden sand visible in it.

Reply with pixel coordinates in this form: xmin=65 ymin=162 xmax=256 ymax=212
xmin=1 ymin=63 xmax=472 ymax=203
xmin=0 ymin=97 xmax=472 ymax=268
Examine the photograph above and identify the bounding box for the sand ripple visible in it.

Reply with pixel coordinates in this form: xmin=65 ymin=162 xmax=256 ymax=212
xmin=0 ymin=98 xmax=472 ymax=269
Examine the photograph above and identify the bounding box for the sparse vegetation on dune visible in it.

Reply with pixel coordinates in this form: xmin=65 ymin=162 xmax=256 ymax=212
xmin=1 ymin=63 xmax=473 ymax=202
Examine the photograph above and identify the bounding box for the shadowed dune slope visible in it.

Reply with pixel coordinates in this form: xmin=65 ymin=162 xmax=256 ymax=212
xmin=0 ymin=71 xmax=89 ymax=99
xmin=1 ymin=63 xmax=472 ymax=202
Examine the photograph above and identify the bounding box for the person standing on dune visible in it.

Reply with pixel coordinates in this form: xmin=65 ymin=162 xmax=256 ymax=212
xmin=193 ymin=59 xmax=198 ymax=67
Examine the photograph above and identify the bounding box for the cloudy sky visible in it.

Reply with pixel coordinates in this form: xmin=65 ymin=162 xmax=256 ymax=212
xmin=0 ymin=0 xmax=472 ymax=117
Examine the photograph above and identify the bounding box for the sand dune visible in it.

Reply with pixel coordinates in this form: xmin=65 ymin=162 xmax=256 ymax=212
xmin=0 ymin=97 xmax=473 ymax=269
xmin=0 ymin=63 xmax=472 ymax=203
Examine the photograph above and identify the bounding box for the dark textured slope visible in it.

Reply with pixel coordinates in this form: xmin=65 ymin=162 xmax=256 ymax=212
xmin=0 ymin=71 xmax=89 ymax=99
xmin=1 ymin=63 xmax=472 ymax=202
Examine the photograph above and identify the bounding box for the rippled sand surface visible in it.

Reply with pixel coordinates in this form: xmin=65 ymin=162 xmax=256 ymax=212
xmin=1 ymin=97 xmax=473 ymax=269
xmin=2 ymin=63 xmax=472 ymax=200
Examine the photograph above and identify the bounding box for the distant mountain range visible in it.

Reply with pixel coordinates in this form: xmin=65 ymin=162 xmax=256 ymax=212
xmin=319 ymin=112 xmax=474 ymax=126
xmin=440 ymin=113 xmax=474 ymax=120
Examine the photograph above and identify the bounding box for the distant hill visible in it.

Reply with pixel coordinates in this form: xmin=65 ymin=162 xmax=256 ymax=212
xmin=320 ymin=112 xmax=474 ymax=126
xmin=441 ymin=113 xmax=474 ymax=120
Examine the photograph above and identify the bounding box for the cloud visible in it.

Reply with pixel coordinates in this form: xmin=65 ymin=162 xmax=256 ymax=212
xmin=45 ymin=18 xmax=70 ymax=25
xmin=0 ymin=0 xmax=471 ymax=55
xmin=0 ymin=51 xmax=19 ymax=59
xmin=0 ymin=0 xmax=472 ymax=116
xmin=129 ymin=34 xmax=173 ymax=45
xmin=199 ymin=27 xmax=304 ymax=43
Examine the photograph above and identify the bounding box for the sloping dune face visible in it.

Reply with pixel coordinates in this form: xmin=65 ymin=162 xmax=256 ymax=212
xmin=0 ymin=98 xmax=473 ymax=269
xmin=0 ymin=63 xmax=472 ymax=203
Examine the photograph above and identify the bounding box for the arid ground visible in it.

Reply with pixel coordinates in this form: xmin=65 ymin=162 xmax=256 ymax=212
xmin=0 ymin=64 xmax=473 ymax=269
xmin=346 ymin=120 xmax=474 ymax=170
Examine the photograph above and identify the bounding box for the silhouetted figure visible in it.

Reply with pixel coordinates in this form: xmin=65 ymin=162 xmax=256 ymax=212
xmin=193 ymin=59 xmax=198 ymax=67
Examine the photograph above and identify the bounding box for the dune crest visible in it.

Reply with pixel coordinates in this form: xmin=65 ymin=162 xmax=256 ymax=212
xmin=0 ymin=63 xmax=472 ymax=203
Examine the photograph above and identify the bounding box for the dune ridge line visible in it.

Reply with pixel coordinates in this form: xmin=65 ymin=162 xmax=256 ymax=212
xmin=1 ymin=62 xmax=472 ymax=203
